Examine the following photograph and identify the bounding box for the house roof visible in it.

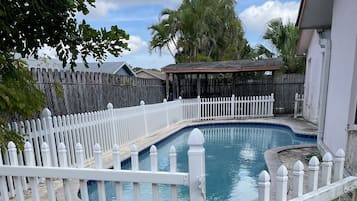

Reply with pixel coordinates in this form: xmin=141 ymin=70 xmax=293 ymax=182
xmin=296 ymin=0 xmax=333 ymax=29
xmin=161 ymin=58 xmax=282 ymax=73
xmin=295 ymin=0 xmax=333 ymax=56
xmin=72 ymin=62 xmax=136 ymax=76
xmin=136 ymin=69 xmax=166 ymax=80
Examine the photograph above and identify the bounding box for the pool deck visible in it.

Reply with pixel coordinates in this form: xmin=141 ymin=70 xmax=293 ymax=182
xmin=21 ymin=116 xmax=318 ymax=201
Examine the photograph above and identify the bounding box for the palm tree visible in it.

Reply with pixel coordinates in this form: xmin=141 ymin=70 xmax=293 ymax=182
xmin=149 ymin=0 xmax=249 ymax=63
xmin=263 ymin=18 xmax=305 ymax=73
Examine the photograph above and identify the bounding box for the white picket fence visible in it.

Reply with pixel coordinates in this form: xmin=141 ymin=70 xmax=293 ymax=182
xmin=200 ymin=94 xmax=274 ymax=120
xmin=258 ymin=149 xmax=357 ymax=201
xmin=0 ymin=128 xmax=205 ymax=201
xmin=294 ymin=93 xmax=304 ymax=118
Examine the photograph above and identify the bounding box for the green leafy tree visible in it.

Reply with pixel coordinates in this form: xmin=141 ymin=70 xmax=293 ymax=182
xmin=263 ymin=18 xmax=305 ymax=73
xmin=149 ymin=0 xmax=249 ymax=63
xmin=0 ymin=0 xmax=130 ymax=149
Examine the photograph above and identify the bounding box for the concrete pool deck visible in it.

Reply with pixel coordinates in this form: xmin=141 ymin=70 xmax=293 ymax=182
xmin=21 ymin=116 xmax=318 ymax=200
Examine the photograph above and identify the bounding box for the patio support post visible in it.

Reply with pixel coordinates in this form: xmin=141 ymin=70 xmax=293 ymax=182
xmin=197 ymin=73 xmax=201 ymax=97
xmin=173 ymin=73 xmax=177 ymax=100
xmin=188 ymin=128 xmax=206 ymax=201
xmin=166 ymin=73 xmax=170 ymax=100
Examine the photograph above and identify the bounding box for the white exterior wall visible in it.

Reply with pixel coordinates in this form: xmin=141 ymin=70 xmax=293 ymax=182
xmin=303 ymin=31 xmax=323 ymax=124
xmin=323 ymin=0 xmax=357 ymax=153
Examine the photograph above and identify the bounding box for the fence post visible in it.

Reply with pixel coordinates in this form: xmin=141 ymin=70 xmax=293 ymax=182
xmin=131 ymin=144 xmax=141 ymax=201
xmin=294 ymin=93 xmax=298 ymax=118
xmin=163 ymin=99 xmax=169 ymax=127
xmin=293 ymin=160 xmax=304 ymax=198
xmin=170 ymin=146 xmax=178 ymax=201
xmin=42 ymin=108 xmax=58 ymax=167
xmin=321 ymin=152 xmax=333 ymax=186
xmin=258 ymin=170 xmax=270 ymax=201
xmin=150 ymin=146 xmax=159 ymax=201
xmin=0 ymin=147 xmax=9 ymax=201
xmin=140 ymin=100 xmax=148 ymax=136
xmin=333 ymin=149 xmax=345 ymax=182
xmin=94 ymin=144 xmax=106 ymax=201
xmin=270 ymin=93 xmax=274 ymax=116
xmin=58 ymin=143 xmax=72 ymax=201
xmin=41 ymin=143 xmax=56 ymax=201
xmin=107 ymin=103 xmax=118 ymax=145
xmin=8 ymin=142 xmax=25 ymax=201
xmin=179 ymin=96 xmax=183 ymax=121
xmin=24 ymin=142 xmax=40 ymax=201
xmin=112 ymin=144 xmax=123 ymax=200
xmin=75 ymin=143 xmax=89 ymax=201
xmin=188 ymin=128 xmax=206 ymax=201
xmin=231 ymin=95 xmax=235 ymax=119
xmin=308 ymin=156 xmax=319 ymax=192
xmin=197 ymin=96 xmax=201 ymax=120
xmin=276 ymin=165 xmax=288 ymax=201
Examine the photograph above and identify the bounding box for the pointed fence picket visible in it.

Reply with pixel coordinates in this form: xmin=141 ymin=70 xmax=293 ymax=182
xmin=0 ymin=129 xmax=206 ymax=201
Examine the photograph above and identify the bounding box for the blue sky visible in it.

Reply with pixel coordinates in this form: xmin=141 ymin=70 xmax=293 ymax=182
xmin=41 ymin=0 xmax=301 ymax=69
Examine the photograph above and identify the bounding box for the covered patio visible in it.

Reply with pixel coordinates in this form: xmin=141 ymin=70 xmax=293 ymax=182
xmin=161 ymin=58 xmax=282 ymax=99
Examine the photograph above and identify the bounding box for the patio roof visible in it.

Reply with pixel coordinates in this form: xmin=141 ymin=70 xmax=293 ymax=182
xmin=161 ymin=58 xmax=282 ymax=73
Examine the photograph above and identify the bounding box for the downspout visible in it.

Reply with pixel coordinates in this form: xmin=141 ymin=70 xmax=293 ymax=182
xmin=317 ymin=31 xmax=332 ymax=151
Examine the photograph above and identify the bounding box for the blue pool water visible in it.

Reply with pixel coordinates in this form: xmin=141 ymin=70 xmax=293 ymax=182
xmin=86 ymin=123 xmax=316 ymax=201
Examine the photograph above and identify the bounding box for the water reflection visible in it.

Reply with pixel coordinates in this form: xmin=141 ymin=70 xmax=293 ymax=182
xmin=86 ymin=123 xmax=315 ymax=201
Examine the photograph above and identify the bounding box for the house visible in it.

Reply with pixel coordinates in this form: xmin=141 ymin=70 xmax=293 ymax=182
xmin=72 ymin=62 xmax=136 ymax=76
xmin=136 ymin=69 xmax=165 ymax=80
xmin=296 ymin=0 xmax=357 ymax=173
xmin=25 ymin=58 xmax=136 ymax=77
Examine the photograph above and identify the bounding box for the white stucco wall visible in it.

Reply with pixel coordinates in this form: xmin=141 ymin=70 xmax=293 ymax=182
xmin=303 ymin=31 xmax=323 ymax=124
xmin=323 ymin=0 xmax=357 ymax=153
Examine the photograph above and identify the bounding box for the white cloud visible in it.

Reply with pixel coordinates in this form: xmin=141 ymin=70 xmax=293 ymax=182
xmin=85 ymin=0 xmax=181 ymax=18
xmin=122 ymin=35 xmax=148 ymax=56
xmin=38 ymin=44 xmax=57 ymax=59
xmin=239 ymin=1 xmax=299 ymax=36
xmin=87 ymin=1 xmax=120 ymax=17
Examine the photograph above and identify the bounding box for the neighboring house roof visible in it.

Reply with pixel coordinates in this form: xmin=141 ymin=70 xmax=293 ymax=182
xmin=25 ymin=58 xmax=62 ymax=70
xmin=161 ymin=58 xmax=282 ymax=73
xmin=72 ymin=62 xmax=136 ymax=76
xmin=136 ymin=69 xmax=166 ymax=80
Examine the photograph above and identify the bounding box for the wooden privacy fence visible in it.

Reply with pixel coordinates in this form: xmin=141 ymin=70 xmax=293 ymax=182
xmin=258 ymin=149 xmax=357 ymax=201
xmin=30 ymin=68 xmax=165 ymax=116
xmin=0 ymin=128 xmax=206 ymax=201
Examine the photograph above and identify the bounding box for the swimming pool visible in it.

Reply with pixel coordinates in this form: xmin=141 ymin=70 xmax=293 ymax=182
xmin=86 ymin=123 xmax=316 ymax=201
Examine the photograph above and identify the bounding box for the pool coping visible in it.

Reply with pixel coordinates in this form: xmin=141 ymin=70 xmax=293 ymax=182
xmin=27 ymin=117 xmax=317 ymax=200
